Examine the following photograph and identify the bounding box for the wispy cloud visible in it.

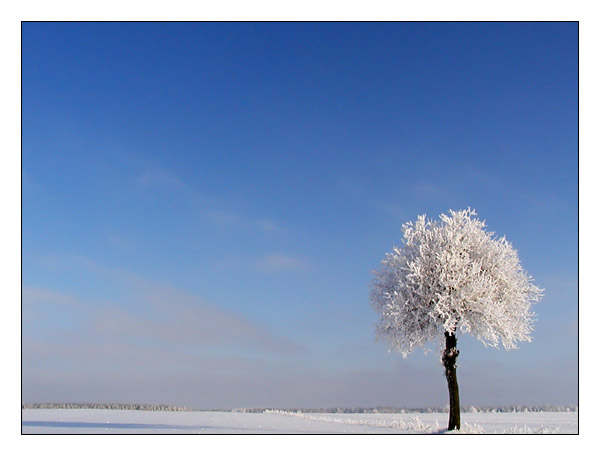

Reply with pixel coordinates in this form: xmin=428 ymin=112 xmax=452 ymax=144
xmin=256 ymin=218 xmax=280 ymax=233
xmin=134 ymin=167 xmax=186 ymax=190
xmin=22 ymin=286 xmax=87 ymax=309
xmin=372 ymin=200 xmax=412 ymax=221
xmin=410 ymin=180 xmax=450 ymax=200
xmin=205 ymin=208 xmax=241 ymax=225
xmin=205 ymin=209 xmax=282 ymax=235
xmin=134 ymin=167 xmax=283 ymax=235
xmin=114 ymin=276 xmax=305 ymax=353
xmin=255 ymin=253 xmax=309 ymax=273
xmin=106 ymin=231 xmax=131 ymax=250
xmin=23 ymin=259 xmax=305 ymax=356
xmin=22 ymin=170 xmax=43 ymax=196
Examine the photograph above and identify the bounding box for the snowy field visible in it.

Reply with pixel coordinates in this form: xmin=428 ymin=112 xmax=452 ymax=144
xmin=21 ymin=409 xmax=578 ymax=434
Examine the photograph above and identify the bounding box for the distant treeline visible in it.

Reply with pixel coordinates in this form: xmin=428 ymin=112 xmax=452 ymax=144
xmin=233 ymin=405 xmax=578 ymax=413
xmin=22 ymin=403 xmax=192 ymax=411
xmin=22 ymin=403 xmax=577 ymax=413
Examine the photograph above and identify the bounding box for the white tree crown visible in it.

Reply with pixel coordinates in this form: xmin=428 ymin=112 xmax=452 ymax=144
xmin=370 ymin=208 xmax=543 ymax=356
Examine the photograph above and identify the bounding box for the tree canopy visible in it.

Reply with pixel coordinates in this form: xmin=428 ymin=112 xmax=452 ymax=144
xmin=370 ymin=209 xmax=544 ymax=356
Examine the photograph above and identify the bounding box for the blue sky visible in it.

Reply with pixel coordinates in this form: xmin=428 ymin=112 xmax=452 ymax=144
xmin=22 ymin=22 xmax=578 ymax=409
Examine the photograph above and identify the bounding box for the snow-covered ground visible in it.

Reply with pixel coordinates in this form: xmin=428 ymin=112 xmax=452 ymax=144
xmin=21 ymin=408 xmax=578 ymax=434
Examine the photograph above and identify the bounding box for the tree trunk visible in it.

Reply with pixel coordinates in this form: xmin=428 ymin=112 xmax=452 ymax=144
xmin=442 ymin=331 xmax=460 ymax=431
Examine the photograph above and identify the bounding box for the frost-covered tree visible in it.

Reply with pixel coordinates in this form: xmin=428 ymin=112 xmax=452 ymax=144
xmin=370 ymin=209 xmax=543 ymax=430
